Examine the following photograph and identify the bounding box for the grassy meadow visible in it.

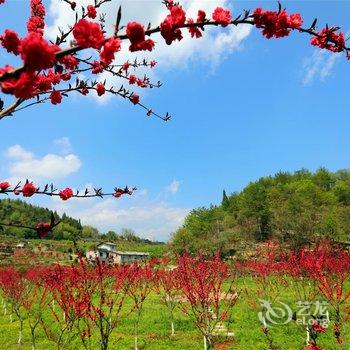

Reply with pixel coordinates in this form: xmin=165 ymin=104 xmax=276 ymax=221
xmin=0 ymin=276 xmax=349 ymax=350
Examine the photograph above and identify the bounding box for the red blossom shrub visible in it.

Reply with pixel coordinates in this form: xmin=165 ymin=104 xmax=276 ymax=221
xmin=175 ymin=255 xmax=238 ymax=349
xmin=0 ymin=268 xmax=26 ymax=344
xmin=121 ymin=263 xmax=154 ymax=350
xmin=154 ymin=266 xmax=181 ymax=335
xmin=187 ymin=19 xmax=202 ymax=38
xmin=38 ymin=260 xmax=128 ymax=350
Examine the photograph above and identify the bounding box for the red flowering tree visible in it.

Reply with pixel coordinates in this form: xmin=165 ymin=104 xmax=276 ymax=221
xmin=40 ymin=263 xmax=85 ymax=349
xmin=154 ymin=258 xmax=181 ymax=336
xmin=41 ymin=259 xmax=128 ymax=350
xmin=316 ymin=255 xmax=350 ymax=346
xmin=0 ymin=267 xmax=26 ymax=345
xmin=175 ymin=255 xmax=238 ymax=350
xmin=80 ymin=261 xmax=127 ymax=350
xmin=121 ymin=262 xmax=154 ymax=350
xmin=22 ymin=267 xmax=50 ymax=350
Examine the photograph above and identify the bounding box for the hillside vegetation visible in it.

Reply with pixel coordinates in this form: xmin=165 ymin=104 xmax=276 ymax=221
xmin=0 ymin=199 xmax=165 ymax=256
xmin=170 ymin=168 xmax=350 ymax=255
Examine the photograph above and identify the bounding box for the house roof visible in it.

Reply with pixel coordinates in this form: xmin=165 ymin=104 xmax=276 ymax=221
xmin=97 ymin=242 xmax=116 ymax=247
xmin=115 ymin=251 xmax=150 ymax=256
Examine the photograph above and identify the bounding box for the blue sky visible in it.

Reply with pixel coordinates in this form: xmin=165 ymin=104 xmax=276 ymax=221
xmin=0 ymin=1 xmax=349 ymax=241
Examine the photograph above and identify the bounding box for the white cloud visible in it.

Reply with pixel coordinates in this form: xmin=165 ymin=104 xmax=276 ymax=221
xmin=135 ymin=188 xmax=148 ymax=197
xmin=6 ymin=145 xmax=33 ymax=161
xmin=5 ymin=144 xmax=82 ymax=182
xmin=302 ymin=50 xmax=341 ymax=86
xmin=46 ymin=0 xmax=251 ymax=102
xmin=49 ymin=197 xmax=189 ymax=241
xmin=53 ymin=137 xmax=72 ymax=155
xmin=165 ymin=179 xmax=180 ymax=194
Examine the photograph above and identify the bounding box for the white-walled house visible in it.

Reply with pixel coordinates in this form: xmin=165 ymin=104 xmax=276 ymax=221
xmin=86 ymin=242 xmax=149 ymax=264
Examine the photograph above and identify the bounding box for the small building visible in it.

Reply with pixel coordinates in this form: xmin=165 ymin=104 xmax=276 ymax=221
xmin=96 ymin=242 xmax=117 ymax=261
xmin=114 ymin=251 xmax=150 ymax=264
xmin=86 ymin=242 xmax=149 ymax=265
xmin=86 ymin=242 xmax=117 ymax=263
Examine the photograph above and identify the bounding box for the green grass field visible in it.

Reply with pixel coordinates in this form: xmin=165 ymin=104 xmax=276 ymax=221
xmin=0 ymin=277 xmax=349 ymax=350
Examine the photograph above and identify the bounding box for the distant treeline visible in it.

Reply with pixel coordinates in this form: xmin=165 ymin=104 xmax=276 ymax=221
xmin=0 ymin=199 xmax=163 ymax=245
xmin=170 ymin=168 xmax=350 ymax=255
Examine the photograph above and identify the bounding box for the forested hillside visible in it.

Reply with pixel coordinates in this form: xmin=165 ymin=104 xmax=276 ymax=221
xmin=0 ymin=199 xmax=161 ymax=246
xmin=0 ymin=199 xmax=84 ymax=240
xmin=170 ymin=168 xmax=350 ymax=254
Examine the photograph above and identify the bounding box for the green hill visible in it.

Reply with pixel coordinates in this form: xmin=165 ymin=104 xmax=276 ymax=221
xmin=0 ymin=198 xmax=82 ymax=240
xmin=170 ymin=168 xmax=350 ymax=255
xmin=0 ymin=199 xmax=165 ymax=254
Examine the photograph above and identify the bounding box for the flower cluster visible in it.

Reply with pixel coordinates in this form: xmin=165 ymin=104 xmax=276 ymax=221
xmin=0 ymin=29 xmax=20 ymax=55
xmin=212 ymin=7 xmax=232 ymax=27
xmin=160 ymin=3 xmax=187 ymax=45
xmin=59 ymin=187 xmax=73 ymax=200
xmin=311 ymin=28 xmax=345 ymax=52
xmin=253 ymin=8 xmax=303 ymax=38
xmin=72 ymin=19 xmax=105 ymax=49
xmin=27 ymin=0 xmax=45 ymax=34
xmin=87 ymin=5 xmax=97 ymax=19
xmin=0 ymin=181 xmax=10 ymax=191
xmin=20 ymin=32 xmax=59 ymax=72
xmin=126 ymin=22 xmax=155 ymax=52
xmin=100 ymin=38 xmax=121 ymax=65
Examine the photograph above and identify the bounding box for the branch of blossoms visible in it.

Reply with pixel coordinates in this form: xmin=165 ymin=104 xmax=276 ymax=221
xmin=0 ymin=180 xmax=137 ymax=200
xmin=7 ymin=78 xmax=168 ymax=120
xmin=0 ymin=0 xmax=349 ymax=122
